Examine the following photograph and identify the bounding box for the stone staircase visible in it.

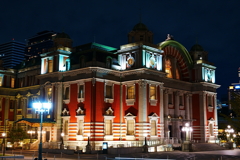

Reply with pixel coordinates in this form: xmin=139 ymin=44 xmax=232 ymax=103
xmin=192 ymin=143 xmax=227 ymax=152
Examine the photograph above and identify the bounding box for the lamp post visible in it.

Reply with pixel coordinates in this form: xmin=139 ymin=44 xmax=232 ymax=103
xmin=182 ymin=123 xmax=193 ymax=141
xmin=60 ymin=132 xmax=64 ymax=149
xmin=2 ymin=119 xmax=8 ymax=156
xmin=225 ymin=125 xmax=234 ymax=142
xmin=33 ymin=102 xmax=51 ymax=160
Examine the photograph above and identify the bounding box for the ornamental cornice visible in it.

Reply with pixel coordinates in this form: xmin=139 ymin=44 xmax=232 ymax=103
xmin=37 ymin=67 xmax=166 ymax=80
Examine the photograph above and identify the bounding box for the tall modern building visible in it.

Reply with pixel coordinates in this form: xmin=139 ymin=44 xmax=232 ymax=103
xmin=0 ymin=40 xmax=25 ymax=68
xmin=25 ymin=30 xmax=57 ymax=60
xmin=0 ymin=23 xmax=220 ymax=151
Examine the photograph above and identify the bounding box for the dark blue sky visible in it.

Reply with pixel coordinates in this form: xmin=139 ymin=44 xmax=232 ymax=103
xmin=1 ymin=0 xmax=239 ymax=99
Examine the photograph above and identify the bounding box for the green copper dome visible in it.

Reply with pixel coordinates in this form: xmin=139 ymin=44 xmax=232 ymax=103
xmin=55 ymin=32 xmax=71 ymax=39
xmin=133 ymin=22 xmax=148 ymax=31
xmin=190 ymin=44 xmax=204 ymax=52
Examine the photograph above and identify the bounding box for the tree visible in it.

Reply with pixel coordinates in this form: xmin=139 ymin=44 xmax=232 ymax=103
xmin=8 ymin=126 xmax=28 ymax=145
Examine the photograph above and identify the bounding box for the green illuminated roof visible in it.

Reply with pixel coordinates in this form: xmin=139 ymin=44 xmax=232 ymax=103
xmin=159 ymin=40 xmax=193 ymax=68
xmin=91 ymin=42 xmax=117 ymax=52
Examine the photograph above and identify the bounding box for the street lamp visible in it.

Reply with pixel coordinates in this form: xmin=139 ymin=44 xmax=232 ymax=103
xmin=60 ymin=132 xmax=64 ymax=149
xmin=2 ymin=119 xmax=8 ymax=156
xmin=33 ymin=102 xmax=51 ymax=160
xmin=225 ymin=125 xmax=234 ymax=142
xmin=182 ymin=123 xmax=193 ymax=141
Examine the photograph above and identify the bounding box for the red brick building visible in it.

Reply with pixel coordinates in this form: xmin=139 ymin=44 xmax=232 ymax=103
xmin=0 ymin=22 xmax=220 ymax=150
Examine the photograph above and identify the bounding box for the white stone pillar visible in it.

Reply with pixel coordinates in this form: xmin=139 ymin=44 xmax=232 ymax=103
xmin=138 ymin=79 xmax=147 ymax=139
xmin=174 ymin=91 xmax=180 ymax=139
xmin=138 ymin=79 xmax=147 ymax=122
xmin=159 ymin=84 xmax=164 ymax=138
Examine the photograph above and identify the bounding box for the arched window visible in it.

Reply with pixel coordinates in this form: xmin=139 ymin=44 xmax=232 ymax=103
xmin=165 ymin=58 xmax=172 ymax=78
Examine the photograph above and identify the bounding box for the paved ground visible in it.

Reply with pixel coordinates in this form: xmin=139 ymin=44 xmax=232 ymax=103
xmin=4 ymin=149 xmax=240 ymax=160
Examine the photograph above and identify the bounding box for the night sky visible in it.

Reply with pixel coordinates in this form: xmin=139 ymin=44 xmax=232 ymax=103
xmin=1 ymin=0 xmax=239 ymax=99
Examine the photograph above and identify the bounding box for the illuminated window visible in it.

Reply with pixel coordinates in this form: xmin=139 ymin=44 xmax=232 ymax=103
xmin=168 ymin=94 xmax=173 ymax=104
xmin=209 ymin=123 xmax=214 ymax=136
xmin=106 ymin=85 xmax=113 ymax=99
xmin=77 ymin=120 xmax=83 ymax=135
xmin=48 ymin=60 xmax=53 ymax=73
xmin=47 ymin=88 xmax=52 ymax=101
xmin=11 ymin=78 xmax=15 ymax=88
xmin=176 ymin=68 xmax=180 ymax=80
xmin=78 ymin=85 xmax=84 ymax=98
xmin=165 ymin=59 xmax=172 ymax=78
xmin=65 ymin=87 xmax=70 ymax=99
xmin=0 ymin=77 xmax=2 ymax=87
xmin=150 ymin=85 xmax=156 ymax=100
xmin=127 ymin=119 xmax=135 ymax=135
xmin=127 ymin=86 xmax=135 ymax=99
xmin=64 ymin=120 xmax=68 ymax=135
xmin=150 ymin=120 xmax=157 ymax=136
xmin=105 ymin=120 xmax=112 ymax=135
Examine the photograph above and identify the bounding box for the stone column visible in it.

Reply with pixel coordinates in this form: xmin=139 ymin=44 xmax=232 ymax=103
xmin=200 ymin=91 xmax=207 ymax=142
xmin=159 ymin=84 xmax=164 ymax=138
xmin=138 ymin=79 xmax=147 ymax=139
xmin=174 ymin=91 xmax=180 ymax=139
xmin=163 ymin=89 xmax=169 ymax=138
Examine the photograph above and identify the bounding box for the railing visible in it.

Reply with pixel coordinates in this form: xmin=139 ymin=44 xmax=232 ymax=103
xmin=42 ymin=137 xmax=182 ymax=150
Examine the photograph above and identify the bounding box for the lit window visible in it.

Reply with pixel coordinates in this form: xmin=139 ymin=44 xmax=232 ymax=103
xmin=127 ymin=86 xmax=135 ymax=99
xmin=0 ymin=77 xmax=3 ymax=87
xmin=105 ymin=120 xmax=112 ymax=135
xmin=48 ymin=60 xmax=53 ymax=73
xmin=150 ymin=85 xmax=156 ymax=100
xmin=64 ymin=120 xmax=68 ymax=135
xmin=127 ymin=120 xmax=134 ymax=135
xmin=165 ymin=59 xmax=172 ymax=78
xmin=150 ymin=120 xmax=157 ymax=136
xmin=11 ymin=78 xmax=15 ymax=88
xmin=47 ymin=88 xmax=52 ymax=101
xmin=77 ymin=120 xmax=83 ymax=135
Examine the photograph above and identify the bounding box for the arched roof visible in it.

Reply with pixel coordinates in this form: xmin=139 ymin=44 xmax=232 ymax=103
xmin=190 ymin=44 xmax=204 ymax=52
xmin=132 ymin=22 xmax=148 ymax=31
xmin=55 ymin=32 xmax=71 ymax=39
xmin=159 ymin=40 xmax=193 ymax=68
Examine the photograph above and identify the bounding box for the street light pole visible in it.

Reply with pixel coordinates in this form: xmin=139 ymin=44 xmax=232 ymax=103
xmin=33 ymin=102 xmax=51 ymax=160
xmin=2 ymin=119 xmax=8 ymax=156
xmin=60 ymin=132 xmax=64 ymax=149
